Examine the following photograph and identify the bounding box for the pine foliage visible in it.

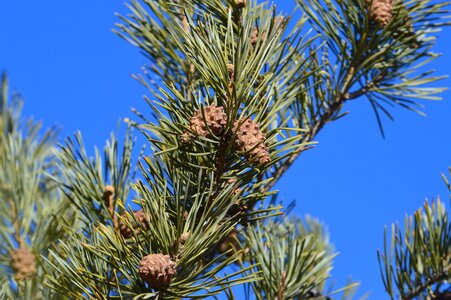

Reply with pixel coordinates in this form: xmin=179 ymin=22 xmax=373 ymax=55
xmin=0 ymin=0 xmax=450 ymax=299
xmin=0 ymin=73 xmax=73 ymax=299
xmin=378 ymin=170 xmax=451 ymax=300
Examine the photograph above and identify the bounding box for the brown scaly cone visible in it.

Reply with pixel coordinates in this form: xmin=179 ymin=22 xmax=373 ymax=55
xmin=233 ymin=118 xmax=270 ymax=165
xmin=10 ymin=247 xmax=36 ymax=281
xmin=118 ymin=210 xmax=149 ymax=238
xmin=138 ymin=253 xmax=177 ymax=289
xmin=368 ymin=0 xmax=393 ymax=27
xmin=181 ymin=105 xmax=228 ymax=144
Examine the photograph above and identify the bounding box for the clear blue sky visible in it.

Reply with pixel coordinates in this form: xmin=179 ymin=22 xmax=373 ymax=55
xmin=1 ymin=1 xmax=450 ymax=299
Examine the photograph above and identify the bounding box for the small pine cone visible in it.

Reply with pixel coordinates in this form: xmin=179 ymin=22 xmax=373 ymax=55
xmin=103 ymin=185 xmax=115 ymax=204
xmin=369 ymin=0 xmax=392 ymax=27
xmin=233 ymin=118 xmax=270 ymax=165
xmin=227 ymin=63 xmax=235 ymax=83
xmin=180 ymin=132 xmax=193 ymax=144
xmin=178 ymin=232 xmax=191 ymax=245
xmin=250 ymin=27 xmax=261 ymax=47
xmin=235 ymin=0 xmax=246 ymax=8
xmin=250 ymin=27 xmax=268 ymax=48
xmin=174 ymin=232 xmax=191 ymax=257
xmin=119 ymin=210 xmax=149 ymax=238
xmin=10 ymin=247 xmax=36 ymax=281
xmin=138 ymin=254 xmax=176 ymax=289
xmin=184 ymin=105 xmax=227 ymax=139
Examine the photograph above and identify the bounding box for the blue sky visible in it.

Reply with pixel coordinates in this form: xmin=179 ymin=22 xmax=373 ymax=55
xmin=1 ymin=1 xmax=450 ymax=299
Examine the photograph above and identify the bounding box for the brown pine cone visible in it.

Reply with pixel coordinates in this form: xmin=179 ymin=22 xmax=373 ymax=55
xmin=368 ymin=0 xmax=393 ymax=27
xmin=10 ymin=247 xmax=36 ymax=281
xmin=181 ymin=105 xmax=228 ymax=143
xmin=118 ymin=210 xmax=149 ymax=238
xmin=138 ymin=253 xmax=177 ymax=289
xmin=233 ymin=118 xmax=270 ymax=165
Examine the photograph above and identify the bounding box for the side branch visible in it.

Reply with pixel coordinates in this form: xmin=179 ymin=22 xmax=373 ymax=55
xmin=263 ymin=76 xmax=382 ymax=193
xmin=404 ymin=269 xmax=449 ymax=300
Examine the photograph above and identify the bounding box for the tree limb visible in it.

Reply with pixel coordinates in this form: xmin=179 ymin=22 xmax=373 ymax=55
xmin=263 ymin=74 xmax=384 ymax=193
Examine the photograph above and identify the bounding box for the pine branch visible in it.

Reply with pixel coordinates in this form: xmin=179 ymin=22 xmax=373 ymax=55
xmin=267 ymin=68 xmax=389 ymax=191
xmin=242 ymin=215 xmax=363 ymax=299
xmin=262 ymin=96 xmax=343 ymax=193
xmin=0 ymin=73 xmax=72 ymax=299
xmin=263 ymin=0 xmax=450 ymax=192
xmin=378 ymin=196 xmax=451 ymax=300
xmin=404 ymin=270 xmax=449 ymax=300
xmin=36 ymin=0 xmax=451 ymax=298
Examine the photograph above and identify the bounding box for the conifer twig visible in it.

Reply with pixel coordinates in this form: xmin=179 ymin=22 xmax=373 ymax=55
xmin=263 ymin=74 xmax=385 ymax=193
xmin=277 ymin=271 xmax=286 ymax=300
xmin=404 ymin=270 xmax=449 ymax=300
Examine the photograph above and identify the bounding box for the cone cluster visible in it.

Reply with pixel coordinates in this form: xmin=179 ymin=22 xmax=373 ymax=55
xmin=119 ymin=210 xmax=149 ymax=238
xmin=233 ymin=119 xmax=270 ymax=165
xmin=182 ymin=106 xmax=270 ymax=165
xmin=10 ymin=247 xmax=36 ymax=281
xmin=138 ymin=253 xmax=176 ymax=289
xmin=368 ymin=0 xmax=393 ymax=27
